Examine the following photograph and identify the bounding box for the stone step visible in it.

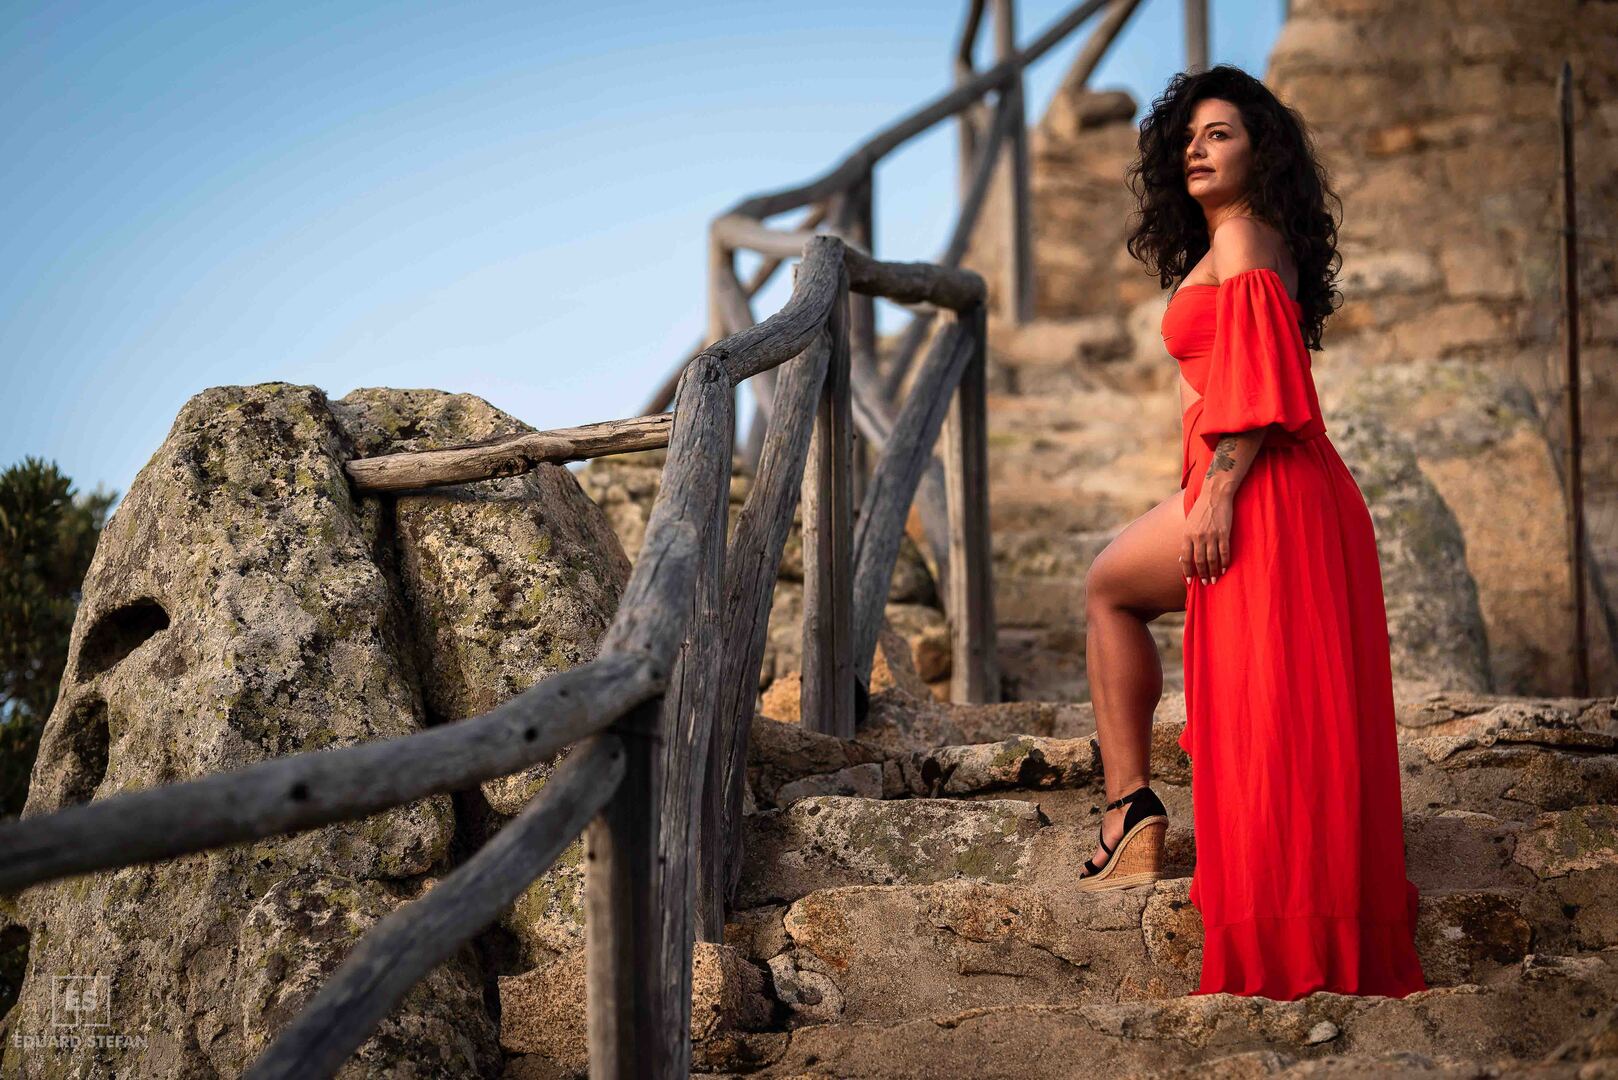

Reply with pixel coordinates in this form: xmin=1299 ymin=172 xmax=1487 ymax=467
xmin=728 ymin=802 xmax=1617 ymax=1027
xmin=696 ymin=948 xmax=1618 ymax=1078
xmin=751 ymin=692 xmax=1618 ymax=828
xmin=736 ymin=785 xmax=1615 ymax=916
xmin=730 ymin=867 xmax=1616 ymax=1030
xmin=737 ymin=797 xmax=1045 ymax=909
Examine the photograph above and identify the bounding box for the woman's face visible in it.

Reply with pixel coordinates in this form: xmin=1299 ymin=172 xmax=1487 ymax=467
xmin=1183 ymin=97 xmax=1251 ymax=206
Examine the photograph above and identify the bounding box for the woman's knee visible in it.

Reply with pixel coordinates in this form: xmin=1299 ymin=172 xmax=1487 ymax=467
xmin=1084 ymin=545 xmax=1125 ymax=613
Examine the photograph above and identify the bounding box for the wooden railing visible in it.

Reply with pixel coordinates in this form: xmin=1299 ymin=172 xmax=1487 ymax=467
xmin=0 ymin=3 xmax=1198 ymax=1075
xmin=645 ymin=0 xmax=1148 ymax=640
xmin=0 ymin=235 xmax=991 ymax=1079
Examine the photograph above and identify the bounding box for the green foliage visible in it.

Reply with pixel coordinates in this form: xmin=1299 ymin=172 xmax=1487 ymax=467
xmin=0 ymin=456 xmax=117 ymax=820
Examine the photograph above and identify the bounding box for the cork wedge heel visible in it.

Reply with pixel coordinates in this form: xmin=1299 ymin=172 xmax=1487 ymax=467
xmin=1076 ymin=785 xmax=1169 ymax=892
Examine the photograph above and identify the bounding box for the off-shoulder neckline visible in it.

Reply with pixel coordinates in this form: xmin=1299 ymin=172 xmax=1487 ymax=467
xmin=1171 ymin=266 xmax=1302 ymax=309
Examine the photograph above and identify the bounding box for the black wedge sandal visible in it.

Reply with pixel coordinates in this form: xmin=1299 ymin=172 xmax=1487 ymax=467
xmin=1076 ymin=784 xmax=1169 ymax=891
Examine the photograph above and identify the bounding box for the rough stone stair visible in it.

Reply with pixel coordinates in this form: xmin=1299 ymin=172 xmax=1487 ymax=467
xmin=681 ymin=687 xmax=1618 ymax=1077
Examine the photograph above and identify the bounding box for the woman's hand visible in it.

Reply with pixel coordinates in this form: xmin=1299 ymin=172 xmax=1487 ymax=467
xmin=1181 ymin=483 xmax=1234 ymax=585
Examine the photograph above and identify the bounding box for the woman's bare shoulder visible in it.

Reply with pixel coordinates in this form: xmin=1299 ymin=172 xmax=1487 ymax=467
xmin=1210 ymin=217 xmax=1297 ymax=293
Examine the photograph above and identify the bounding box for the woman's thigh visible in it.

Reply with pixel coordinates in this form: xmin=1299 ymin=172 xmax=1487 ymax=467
xmin=1086 ymin=490 xmax=1189 ymax=618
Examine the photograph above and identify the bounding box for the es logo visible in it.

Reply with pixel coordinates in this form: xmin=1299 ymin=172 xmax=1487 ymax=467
xmin=52 ymin=975 xmax=112 ymax=1028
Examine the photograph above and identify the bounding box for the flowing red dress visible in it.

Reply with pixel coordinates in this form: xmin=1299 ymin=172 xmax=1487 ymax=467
xmin=1160 ymin=266 xmax=1427 ymax=999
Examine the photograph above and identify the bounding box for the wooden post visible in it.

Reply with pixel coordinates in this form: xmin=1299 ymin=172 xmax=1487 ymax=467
xmin=654 ymin=366 xmax=732 ymax=1067
xmin=850 ymin=319 xmax=974 ymax=690
xmin=954 ymin=0 xmax=988 ymax=203
xmin=848 ymin=170 xmax=877 ymax=513
xmin=992 ymin=0 xmax=1034 ymax=325
xmin=700 ymin=329 xmax=831 ymax=934
xmin=943 ymin=303 xmax=999 ymax=703
xmin=587 ymin=352 xmax=734 ymax=1079
xmin=1185 ymin=0 xmax=1209 ymax=74
xmin=584 ymin=696 xmax=662 ymax=1078
xmin=1557 ymin=60 xmax=1589 ymax=696
xmin=801 ymin=263 xmax=857 ymax=738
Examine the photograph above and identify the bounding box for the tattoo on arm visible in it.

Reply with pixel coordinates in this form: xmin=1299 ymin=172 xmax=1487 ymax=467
xmin=1205 ymin=435 xmax=1238 ymax=478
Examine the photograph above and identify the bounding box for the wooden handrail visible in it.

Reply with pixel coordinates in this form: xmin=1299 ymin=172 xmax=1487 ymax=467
xmin=345 ymin=413 xmax=673 ymax=492
xmin=0 ymin=650 xmax=653 ymax=892
xmin=643 ymin=201 xmax=828 ymax=417
xmin=331 ymin=242 xmax=982 ymax=497
xmin=592 ymin=348 xmax=737 ymax=1075
xmin=705 ymin=0 xmax=1124 ymax=644
xmin=880 ymin=74 xmax=1023 ymax=402
xmin=890 ymin=0 xmax=1143 ymax=401
xmin=943 ymin=302 xmax=999 ymax=701
xmin=723 ymin=0 xmax=1111 ymax=220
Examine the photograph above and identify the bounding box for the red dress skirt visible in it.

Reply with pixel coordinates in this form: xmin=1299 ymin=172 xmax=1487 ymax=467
xmin=1160 ymin=266 xmax=1427 ymax=999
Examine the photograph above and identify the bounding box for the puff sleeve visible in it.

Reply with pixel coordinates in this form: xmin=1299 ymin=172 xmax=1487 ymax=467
xmin=1198 ymin=267 xmax=1326 ymax=453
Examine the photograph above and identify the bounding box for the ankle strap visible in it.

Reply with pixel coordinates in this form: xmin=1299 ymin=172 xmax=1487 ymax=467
xmin=1106 ymin=786 xmax=1151 ymax=811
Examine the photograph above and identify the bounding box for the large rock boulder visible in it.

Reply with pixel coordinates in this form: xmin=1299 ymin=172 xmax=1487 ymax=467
xmin=330 ymin=388 xmax=633 ymax=973
xmin=4 ymin=382 xmax=629 ymax=1077
xmin=1318 ymin=359 xmax=1583 ymax=695
xmin=1321 ymin=408 xmax=1492 ymax=697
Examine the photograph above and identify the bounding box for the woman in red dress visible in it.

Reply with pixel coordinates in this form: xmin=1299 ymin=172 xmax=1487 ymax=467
xmin=1074 ymin=66 xmax=1427 ymax=1000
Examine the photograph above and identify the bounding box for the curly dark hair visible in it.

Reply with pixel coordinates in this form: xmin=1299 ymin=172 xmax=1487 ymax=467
xmin=1125 ymin=64 xmax=1342 ymax=350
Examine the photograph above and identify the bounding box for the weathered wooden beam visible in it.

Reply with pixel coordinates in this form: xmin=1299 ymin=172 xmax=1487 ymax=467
xmin=711 ymin=220 xmax=985 ymax=314
xmin=587 ymin=351 xmax=736 ymax=1078
xmin=899 ymin=0 xmax=1144 ymax=399
xmin=709 ymin=237 xmax=768 ymax=473
xmin=725 ymin=0 xmax=1111 ymax=220
xmin=851 ymin=317 xmax=976 ymax=692
xmin=955 ymin=0 xmax=990 ymax=200
xmin=710 ymin=215 xmax=823 ymax=262
xmin=993 ymin=0 xmax=1035 ymax=324
xmin=245 ymin=733 xmax=625 ymax=1080
xmin=956 ymin=0 xmax=988 ymax=69
xmin=345 ymin=414 xmax=673 ymax=492
xmin=740 ymin=365 xmax=777 ymax=476
xmin=943 ymin=304 xmax=999 ymax=702
xmin=1185 ymin=0 xmax=1208 ymax=74
xmin=843 ymin=248 xmax=985 ymax=310
xmin=845 ymin=171 xmax=877 ymax=510
xmin=0 ymin=651 xmax=653 ymax=894
xmin=801 ymin=264 xmax=857 ymax=739
xmin=716 ymin=236 xmax=846 ymax=384
xmin=844 ymin=174 xmax=879 ymax=382
xmin=649 ymin=353 xmax=733 ymax=1073
xmin=586 ymin=699 xmax=660 ymax=1080
xmin=701 ymin=328 xmax=830 ymax=932
xmin=881 ymin=83 xmax=1019 ymax=405
xmin=849 ymin=366 xmax=955 ymax=606
xmin=644 ymin=204 xmax=829 ymax=417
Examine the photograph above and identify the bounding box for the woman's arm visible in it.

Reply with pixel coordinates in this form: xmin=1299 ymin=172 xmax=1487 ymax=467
xmin=1182 ymin=427 xmax=1267 ymax=586
xmin=1181 ymin=217 xmax=1289 ymax=587
xmin=1204 ymin=428 xmax=1266 ymax=492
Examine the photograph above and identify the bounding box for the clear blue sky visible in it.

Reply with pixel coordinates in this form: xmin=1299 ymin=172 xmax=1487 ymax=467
xmin=1 ymin=0 xmax=1285 ymax=505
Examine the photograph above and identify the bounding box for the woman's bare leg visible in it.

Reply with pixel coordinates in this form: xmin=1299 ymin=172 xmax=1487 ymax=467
xmin=1081 ymin=490 xmax=1190 ymax=872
